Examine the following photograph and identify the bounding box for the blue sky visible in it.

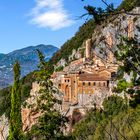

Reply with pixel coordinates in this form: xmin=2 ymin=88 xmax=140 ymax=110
xmin=0 ymin=0 xmax=122 ymax=54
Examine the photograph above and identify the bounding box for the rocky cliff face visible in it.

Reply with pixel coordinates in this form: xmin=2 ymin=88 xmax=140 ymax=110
xmin=54 ymin=7 xmax=140 ymax=71
xmin=54 ymin=44 xmax=85 ymax=71
xmin=92 ymin=7 xmax=140 ymax=63
xmin=0 ymin=114 xmax=9 ymax=140
xmin=21 ymin=82 xmax=41 ymax=132
xmin=0 ymin=82 xmax=42 ymax=138
xmin=21 ymin=82 xmax=62 ymax=132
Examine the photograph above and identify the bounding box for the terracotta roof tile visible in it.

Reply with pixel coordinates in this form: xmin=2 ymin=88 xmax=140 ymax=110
xmin=79 ymin=73 xmax=109 ymax=81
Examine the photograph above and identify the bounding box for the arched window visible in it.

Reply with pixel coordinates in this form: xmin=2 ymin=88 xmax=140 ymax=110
xmin=93 ymin=82 xmax=96 ymax=86
xmin=68 ymin=79 xmax=70 ymax=82
xmin=103 ymin=82 xmax=106 ymax=86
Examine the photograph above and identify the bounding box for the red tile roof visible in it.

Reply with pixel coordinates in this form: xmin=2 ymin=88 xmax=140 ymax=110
xmin=79 ymin=73 xmax=109 ymax=81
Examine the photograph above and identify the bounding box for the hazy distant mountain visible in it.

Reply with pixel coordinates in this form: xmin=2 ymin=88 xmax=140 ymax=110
xmin=0 ymin=44 xmax=58 ymax=88
xmin=0 ymin=53 xmax=5 ymax=59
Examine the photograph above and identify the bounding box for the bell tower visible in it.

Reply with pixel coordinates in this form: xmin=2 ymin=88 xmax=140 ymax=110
xmin=128 ymin=18 xmax=134 ymax=39
xmin=85 ymin=39 xmax=92 ymax=59
xmin=106 ymin=32 xmax=114 ymax=63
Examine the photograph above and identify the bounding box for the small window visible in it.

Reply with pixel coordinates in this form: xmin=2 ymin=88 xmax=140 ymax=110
xmin=103 ymin=82 xmax=106 ymax=86
xmin=107 ymin=80 xmax=109 ymax=87
xmin=65 ymin=80 xmax=66 ymax=82
xmin=68 ymin=79 xmax=70 ymax=82
xmin=88 ymin=82 xmax=91 ymax=86
xmin=93 ymin=82 xmax=96 ymax=86
xmin=83 ymin=82 xmax=85 ymax=86
xmin=74 ymin=81 xmax=76 ymax=83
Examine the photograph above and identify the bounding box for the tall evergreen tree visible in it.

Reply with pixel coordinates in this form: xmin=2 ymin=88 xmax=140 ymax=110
xmin=8 ymin=61 xmax=22 ymax=140
xmin=29 ymin=50 xmax=66 ymax=140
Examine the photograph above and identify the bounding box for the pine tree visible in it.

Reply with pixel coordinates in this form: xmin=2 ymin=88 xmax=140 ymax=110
xmin=29 ymin=50 xmax=66 ymax=140
xmin=8 ymin=61 xmax=22 ymax=140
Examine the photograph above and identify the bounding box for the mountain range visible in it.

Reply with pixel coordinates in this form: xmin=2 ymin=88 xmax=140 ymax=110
xmin=0 ymin=44 xmax=58 ymax=88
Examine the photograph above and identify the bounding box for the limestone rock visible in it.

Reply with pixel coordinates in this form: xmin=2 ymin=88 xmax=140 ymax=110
xmin=0 ymin=114 xmax=9 ymax=140
xmin=22 ymin=82 xmax=41 ymax=132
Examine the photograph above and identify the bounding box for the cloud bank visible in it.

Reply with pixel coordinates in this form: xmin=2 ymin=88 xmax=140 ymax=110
xmin=30 ymin=0 xmax=74 ymax=30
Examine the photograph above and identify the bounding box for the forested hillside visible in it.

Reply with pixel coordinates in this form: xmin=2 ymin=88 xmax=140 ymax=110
xmin=0 ymin=71 xmax=36 ymax=118
xmin=72 ymin=96 xmax=140 ymax=140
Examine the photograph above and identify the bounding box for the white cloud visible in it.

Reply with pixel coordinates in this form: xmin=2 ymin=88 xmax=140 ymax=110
xmin=29 ymin=0 xmax=74 ymax=30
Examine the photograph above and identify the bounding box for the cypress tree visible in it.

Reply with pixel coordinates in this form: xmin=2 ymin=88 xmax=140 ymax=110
xmin=8 ymin=61 xmax=22 ymax=140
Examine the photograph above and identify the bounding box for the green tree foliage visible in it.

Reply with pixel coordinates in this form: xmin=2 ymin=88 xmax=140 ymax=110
xmin=114 ymin=37 xmax=140 ymax=107
xmin=0 ymin=87 xmax=11 ymax=117
xmin=28 ymin=50 xmax=66 ymax=140
xmin=118 ymin=0 xmax=140 ymax=11
xmin=0 ymin=71 xmax=36 ymax=118
xmin=103 ymin=96 xmax=128 ymax=116
xmin=81 ymin=0 xmax=116 ymax=24
xmin=20 ymin=71 xmax=37 ymax=102
xmin=115 ymin=79 xmax=133 ymax=93
xmin=55 ymin=66 xmax=64 ymax=72
xmin=82 ymin=4 xmax=114 ymax=24
xmin=72 ymin=96 xmax=140 ymax=140
xmin=8 ymin=61 xmax=23 ymax=140
xmin=81 ymin=0 xmax=140 ymax=25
